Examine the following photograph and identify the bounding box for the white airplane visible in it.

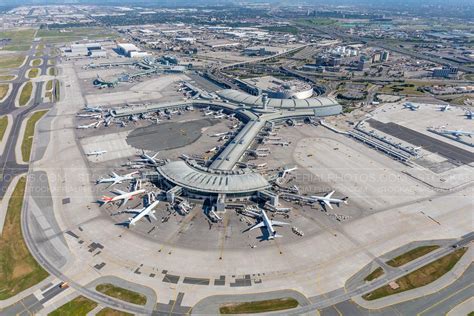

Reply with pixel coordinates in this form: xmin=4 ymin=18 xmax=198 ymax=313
xmin=84 ymin=105 xmax=102 ymax=112
xmin=440 ymin=104 xmax=451 ymax=112
xmin=279 ymin=166 xmax=298 ymax=178
xmin=135 ymin=151 xmax=160 ymax=165
xmin=214 ymin=113 xmax=225 ymax=119
xmin=77 ymin=123 xmax=97 ymax=129
xmin=246 ymin=209 xmax=289 ymax=240
xmin=211 ymin=132 xmax=229 ymax=137
xmin=439 ymin=129 xmax=474 ymax=137
xmin=203 ymin=110 xmax=214 ymax=116
xmin=403 ymin=102 xmax=419 ymax=111
xmin=76 ymin=113 xmax=101 ymax=119
xmin=126 ymin=200 xmax=159 ymax=226
xmin=97 ymin=171 xmax=138 ymax=186
xmin=86 ymin=150 xmax=107 ymax=156
xmin=101 ymin=189 xmax=146 ymax=206
xmin=307 ymin=190 xmax=348 ymax=210
xmin=464 ymin=110 xmax=473 ymax=120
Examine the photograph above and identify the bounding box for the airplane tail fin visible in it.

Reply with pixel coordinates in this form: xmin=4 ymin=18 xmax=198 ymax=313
xmin=342 ymin=197 xmax=349 ymax=204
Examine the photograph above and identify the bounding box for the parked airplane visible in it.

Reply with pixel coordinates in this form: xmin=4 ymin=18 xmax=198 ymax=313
xmin=86 ymin=150 xmax=107 ymax=156
xmin=84 ymin=105 xmax=102 ymax=113
xmin=135 ymin=150 xmax=160 ymax=165
xmin=307 ymin=191 xmax=348 ymax=210
xmin=97 ymin=171 xmax=138 ymax=186
xmin=279 ymin=166 xmax=298 ymax=179
xmin=246 ymin=209 xmax=289 ymax=240
xmin=76 ymin=113 xmax=101 ymax=119
xmin=403 ymin=102 xmax=419 ymax=111
xmin=77 ymin=123 xmax=97 ymax=129
xmin=464 ymin=110 xmax=473 ymax=120
xmin=101 ymin=189 xmax=146 ymax=206
xmin=439 ymin=129 xmax=474 ymax=137
xmin=126 ymin=200 xmax=159 ymax=226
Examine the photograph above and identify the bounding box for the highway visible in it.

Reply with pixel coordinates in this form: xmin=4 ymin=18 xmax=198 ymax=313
xmin=283 ymin=232 xmax=474 ymax=315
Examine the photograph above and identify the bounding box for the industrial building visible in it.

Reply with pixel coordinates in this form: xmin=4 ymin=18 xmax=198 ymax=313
xmin=62 ymin=42 xmax=107 ymax=57
xmin=117 ymin=43 xmax=150 ymax=58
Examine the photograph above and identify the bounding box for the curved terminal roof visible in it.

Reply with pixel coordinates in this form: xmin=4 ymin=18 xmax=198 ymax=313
xmin=217 ymin=89 xmax=339 ymax=109
xmin=157 ymin=160 xmax=270 ymax=194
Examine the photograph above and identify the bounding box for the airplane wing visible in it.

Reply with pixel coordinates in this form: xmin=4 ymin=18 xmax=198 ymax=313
xmin=112 ymin=172 xmax=119 ymax=177
xmin=114 ymin=189 xmax=127 ymax=195
xmin=325 ymin=190 xmax=335 ymax=199
xmin=149 ymin=211 xmax=157 ymax=221
xmin=324 ymin=200 xmax=333 ymax=210
xmin=270 ymin=220 xmax=289 ymax=226
xmin=249 ymin=222 xmax=265 ymax=231
xmin=121 ymin=196 xmax=131 ymax=207
xmin=112 ymin=180 xmax=121 ymax=186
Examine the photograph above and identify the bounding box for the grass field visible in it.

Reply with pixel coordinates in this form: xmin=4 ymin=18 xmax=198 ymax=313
xmin=296 ymin=18 xmax=337 ymax=26
xmin=28 ymin=68 xmax=40 ymax=78
xmin=263 ymin=25 xmax=299 ymax=34
xmin=363 ymin=248 xmax=468 ymax=301
xmin=0 ymin=55 xmax=26 ymax=69
xmin=387 ymin=245 xmax=440 ymax=267
xmin=441 ymin=94 xmax=473 ymax=106
xmin=0 ymin=29 xmax=36 ymax=51
xmin=220 ymin=298 xmax=298 ymax=314
xmin=45 ymin=91 xmax=52 ymax=102
xmin=0 ymin=83 xmax=9 ymax=100
xmin=19 ymin=81 xmax=33 ymax=106
xmin=35 ymin=50 xmax=44 ymax=57
xmin=37 ymin=27 xmax=118 ymax=43
xmin=379 ymin=83 xmax=424 ymax=96
xmin=31 ymin=58 xmax=42 ymax=66
xmin=0 ymin=75 xmax=15 ymax=81
xmin=0 ymin=176 xmax=49 ymax=300
xmin=0 ymin=116 xmax=8 ymax=141
xmin=36 ymin=43 xmax=44 ymax=51
xmin=48 ymin=67 xmax=57 ymax=76
xmin=48 ymin=296 xmax=98 ymax=316
xmin=48 ymin=59 xmax=56 ymax=65
xmin=96 ymin=284 xmax=147 ymax=305
xmin=364 ymin=267 xmax=384 ymax=282
xmin=21 ymin=110 xmax=48 ymax=162
xmin=96 ymin=307 xmax=134 ymax=316
xmin=46 ymin=79 xmax=53 ymax=91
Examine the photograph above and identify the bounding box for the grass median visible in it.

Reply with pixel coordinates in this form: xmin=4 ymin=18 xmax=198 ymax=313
xmin=21 ymin=110 xmax=48 ymax=162
xmin=31 ymin=58 xmax=42 ymax=66
xmin=48 ymin=295 xmax=98 ymax=316
xmin=28 ymin=68 xmax=40 ymax=78
xmin=363 ymin=248 xmax=468 ymax=301
xmin=19 ymin=81 xmax=33 ymax=106
xmin=364 ymin=267 xmax=384 ymax=282
xmin=0 ymin=83 xmax=9 ymax=100
xmin=0 ymin=116 xmax=8 ymax=142
xmin=0 ymin=176 xmax=49 ymax=300
xmin=220 ymin=298 xmax=299 ymax=314
xmin=0 ymin=75 xmax=15 ymax=81
xmin=48 ymin=67 xmax=57 ymax=76
xmin=96 ymin=283 xmax=147 ymax=305
xmin=387 ymin=245 xmax=440 ymax=267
